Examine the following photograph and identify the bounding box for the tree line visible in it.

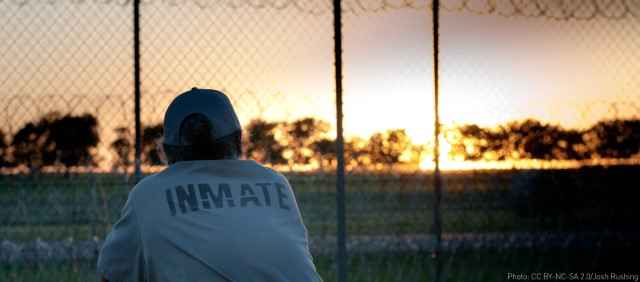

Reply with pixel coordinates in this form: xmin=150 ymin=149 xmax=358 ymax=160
xmin=70 ymin=116 xmax=640 ymax=170
xmin=445 ymin=119 xmax=640 ymax=161
xmin=0 ymin=112 xmax=638 ymax=171
xmin=0 ymin=112 xmax=99 ymax=171
xmin=110 ymin=117 xmax=423 ymax=171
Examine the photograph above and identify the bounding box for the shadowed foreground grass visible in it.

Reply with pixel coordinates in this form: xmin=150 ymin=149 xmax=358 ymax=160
xmin=3 ymin=248 xmax=636 ymax=282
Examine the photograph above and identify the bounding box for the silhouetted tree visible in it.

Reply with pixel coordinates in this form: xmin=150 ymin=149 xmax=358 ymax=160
xmin=142 ymin=124 xmax=164 ymax=165
xmin=450 ymin=120 xmax=593 ymax=161
xmin=505 ymin=119 xmax=561 ymax=160
xmin=312 ymin=138 xmax=336 ymax=169
xmin=505 ymin=120 xmax=593 ymax=160
xmin=47 ymin=114 xmax=99 ymax=167
xmin=367 ymin=129 xmax=412 ymax=167
xmin=111 ymin=127 xmax=133 ymax=172
xmin=12 ymin=113 xmax=99 ymax=170
xmin=344 ymin=137 xmax=371 ymax=169
xmin=407 ymin=144 xmax=427 ymax=165
xmin=446 ymin=124 xmax=508 ymax=161
xmin=553 ymin=129 xmax=589 ymax=160
xmin=285 ymin=117 xmax=330 ymax=166
xmin=12 ymin=113 xmax=58 ymax=170
xmin=245 ymin=119 xmax=286 ymax=165
xmin=586 ymin=119 xmax=640 ymax=159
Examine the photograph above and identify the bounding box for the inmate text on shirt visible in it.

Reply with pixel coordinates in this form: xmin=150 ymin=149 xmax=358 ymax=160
xmin=97 ymin=160 xmax=321 ymax=282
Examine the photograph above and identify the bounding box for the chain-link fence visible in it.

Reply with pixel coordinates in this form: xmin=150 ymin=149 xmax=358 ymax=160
xmin=2 ymin=0 xmax=640 ymax=281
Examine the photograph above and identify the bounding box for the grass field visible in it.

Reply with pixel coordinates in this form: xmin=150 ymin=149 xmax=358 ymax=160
xmin=3 ymin=166 xmax=637 ymax=241
xmin=2 ymin=166 xmax=639 ymax=281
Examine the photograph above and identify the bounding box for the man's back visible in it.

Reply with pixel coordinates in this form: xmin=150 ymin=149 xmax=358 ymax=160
xmin=98 ymin=160 xmax=321 ymax=282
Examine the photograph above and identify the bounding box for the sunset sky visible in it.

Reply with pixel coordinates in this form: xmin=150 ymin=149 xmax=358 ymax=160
xmin=1 ymin=1 xmax=639 ymax=167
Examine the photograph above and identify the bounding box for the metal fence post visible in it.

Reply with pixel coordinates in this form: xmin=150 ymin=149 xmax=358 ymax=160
xmin=431 ymin=0 xmax=444 ymax=281
xmin=333 ymin=0 xmax=347 ymax=281
xmin=133 ymin=0 xmax=142 ymax=183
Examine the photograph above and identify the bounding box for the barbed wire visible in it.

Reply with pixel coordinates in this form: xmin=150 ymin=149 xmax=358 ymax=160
xmin=2 ymin=0 xmax=640 ymax=20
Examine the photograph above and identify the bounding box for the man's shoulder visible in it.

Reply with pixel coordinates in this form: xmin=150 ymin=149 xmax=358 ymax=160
xmin=257 ymin=163 xmax=280 ymax=175
xmin=219 ymin=159 xmax=288 ymax=182
xmin=128 ymin=161 xmax=289 ymax=193
xmin=127 ymin=169 xmax=171 ymax=197
xmin=254 ymin=163 xmax=289 ymax=183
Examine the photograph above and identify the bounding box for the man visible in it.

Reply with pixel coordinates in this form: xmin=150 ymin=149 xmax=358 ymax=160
xmin=98 ymin=88 xmax=322 ymax=282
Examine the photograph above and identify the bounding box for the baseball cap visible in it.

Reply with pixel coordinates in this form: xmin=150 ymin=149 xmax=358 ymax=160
xmin=163 ymin=88 xmax=241 ymax=146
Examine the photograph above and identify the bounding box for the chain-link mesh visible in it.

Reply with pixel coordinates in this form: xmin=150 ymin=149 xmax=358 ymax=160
xmin=436 ymin=0 xmax=640 ymax=280
xmin=0 ymin=2 xmax=133 ymax=281
xmin=339 ymin=5 xmax=434 ymax=280
xmin=2 ymin=0 xmax=640 ymax=281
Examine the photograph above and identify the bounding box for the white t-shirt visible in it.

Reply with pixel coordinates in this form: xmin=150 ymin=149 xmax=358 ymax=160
xmin=97 ymin=160 xmax=322 ymax=282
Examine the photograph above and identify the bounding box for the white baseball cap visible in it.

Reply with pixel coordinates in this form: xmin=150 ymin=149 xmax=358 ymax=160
xmin=163 ymin=88 xmax=241 ymax=146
